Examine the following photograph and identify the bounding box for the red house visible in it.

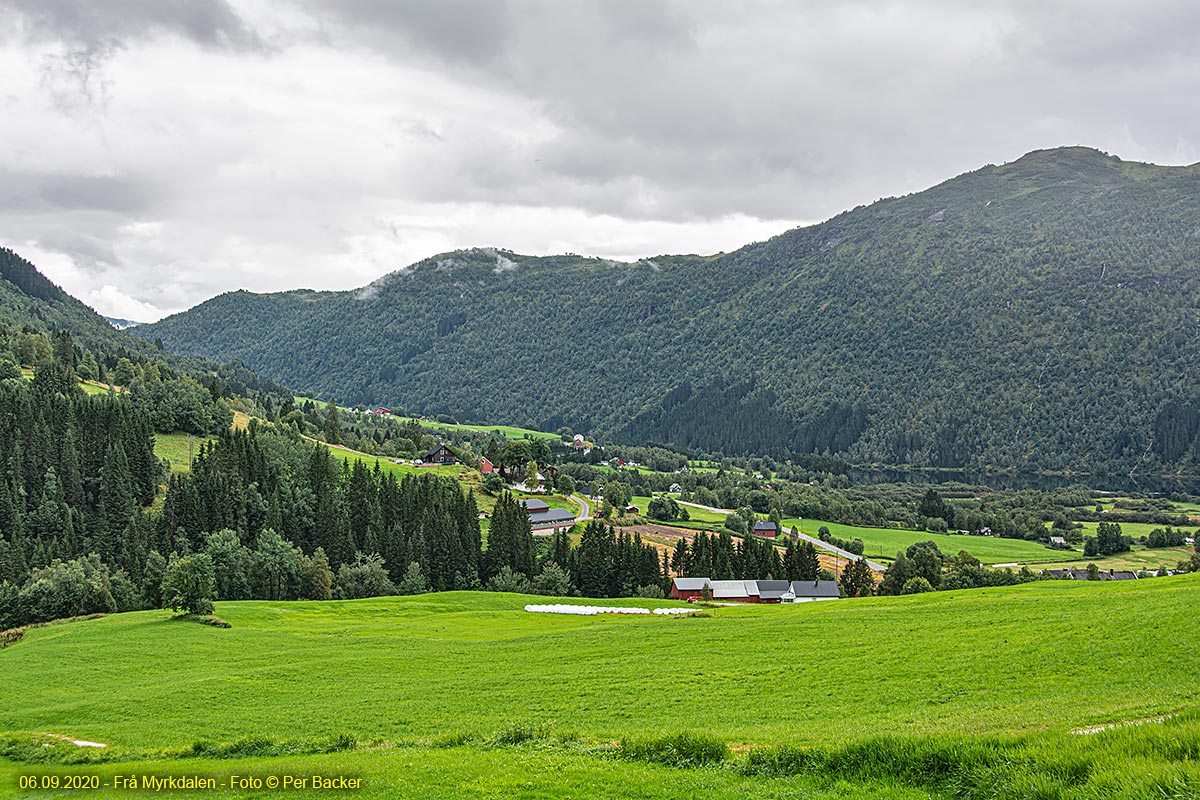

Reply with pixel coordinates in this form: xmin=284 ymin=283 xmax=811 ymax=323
xmin=480 ymin=457 xmax=495 ymax=475
xmin=752 ymin=520 xmax=778 ymax=539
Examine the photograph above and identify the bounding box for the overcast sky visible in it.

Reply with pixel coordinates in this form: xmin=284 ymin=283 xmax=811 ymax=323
xmin=1 ymin=0 xmax=1197 ymax=321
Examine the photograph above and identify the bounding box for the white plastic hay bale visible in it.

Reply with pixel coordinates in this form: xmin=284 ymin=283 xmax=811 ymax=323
xmin=525 ymin=603 xmax=658 ymax=616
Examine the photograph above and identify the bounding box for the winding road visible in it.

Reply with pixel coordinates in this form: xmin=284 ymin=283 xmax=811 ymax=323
xmin=572 ymin=494 xmax=592 ymax=522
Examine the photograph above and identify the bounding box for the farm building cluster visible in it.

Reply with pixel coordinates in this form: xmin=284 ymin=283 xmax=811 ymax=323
xmin=518 ymin=498 xmax=577 ymax=535
xmin=670 ymin=578 xmax=841 ymax=603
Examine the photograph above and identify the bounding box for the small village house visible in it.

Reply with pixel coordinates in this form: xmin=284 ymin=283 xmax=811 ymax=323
xmin=752 ymin=520 xmax=778 ymax=539
xmin=423 ymin=444 xmax=458 ymax=465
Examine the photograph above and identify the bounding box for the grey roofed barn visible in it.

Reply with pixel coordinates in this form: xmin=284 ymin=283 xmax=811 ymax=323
xmin=755 ymin=579 xmax=791 ymax=601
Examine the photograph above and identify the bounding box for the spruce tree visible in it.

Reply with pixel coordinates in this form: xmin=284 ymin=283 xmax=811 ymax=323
xmin=96 ymin=442 xmax=135 ymax=563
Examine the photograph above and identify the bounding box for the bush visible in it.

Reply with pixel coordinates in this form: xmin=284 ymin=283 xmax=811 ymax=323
xmin=19 ymin=555 xmax=119 ymax=625
xmin=334 ymin=552 xmax=396 ymax=599
xmin=488 ymin=566 xmax=532 ymax=594
xmin=901 ymin=576 xmax=934 ymax=594
xmin=482 ymin=474 xmax=506 ymax=494
xmin=621 ymin=732 xmax=729 ymax=768
xmin=635 ymin=584 xmax=665 ymax=599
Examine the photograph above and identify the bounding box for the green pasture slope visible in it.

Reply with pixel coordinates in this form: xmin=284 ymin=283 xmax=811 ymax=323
xmin=784 ymin=518 xmax=1066 ymax=565
xmin=153 ymin=433 xmax=214 ymax=474
xmin=3 ymin=577 xmax=1200 ymax=798
xmin=295 ymin=396 xmax=558 ymax=440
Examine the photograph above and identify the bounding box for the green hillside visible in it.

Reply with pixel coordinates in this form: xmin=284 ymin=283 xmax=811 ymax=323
xmin=0 ymin=248 xmax=287 ymax=399
xmin=133 ymin=147 xmax=1200 ymax=479
xmin=2 ymin=577 xmax=1199 ymax=797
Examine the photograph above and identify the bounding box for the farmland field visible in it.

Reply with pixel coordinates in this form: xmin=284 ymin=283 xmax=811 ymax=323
xmin=2 ymin=577 xmax=1199 ymax=798
xmin=781 ymin=518 xmax=1061 ymax=564
xmin=1034 ymin=545 xmax=1196 ymax=573
xmin=2 ymin=578 xmax=1200 ymax=796
xmin=318 ymin=441 xmax=465 ymax=481
xmin=1077 ymin=519 xmax=1197 ymax=540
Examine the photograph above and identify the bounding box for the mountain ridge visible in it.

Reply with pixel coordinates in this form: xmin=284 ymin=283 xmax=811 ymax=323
xmin=132 ymin=146 xmax=1200 ymax=475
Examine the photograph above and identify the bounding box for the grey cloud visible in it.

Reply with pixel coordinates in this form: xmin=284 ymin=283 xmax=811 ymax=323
xmin=36 ymin=230 xmax=121 ymax=272
xmin=0 ymin=0 xmax=262 ymax=50
xmin=1 ymin=0 xmax=1199 ymax=319
xmin=0 ymin=170 xmax=160 ymax=215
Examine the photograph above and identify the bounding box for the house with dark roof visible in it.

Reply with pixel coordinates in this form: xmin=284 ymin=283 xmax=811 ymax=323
xmin=423 ymin=444 xmax=457 ymax=465
xmin=518 ymin=498 xmax=576 ymax=535
xmin=783 ymin=580 xmax=842 ymax=602
xmin=752 ymin=520 xmax=778 ymax=539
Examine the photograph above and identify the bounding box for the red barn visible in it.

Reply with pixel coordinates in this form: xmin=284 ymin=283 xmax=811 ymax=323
xmin=670 ymin=578 xmax=710 ymax=601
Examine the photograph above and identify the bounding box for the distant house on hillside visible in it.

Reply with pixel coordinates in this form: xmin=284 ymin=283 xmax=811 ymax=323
xmin=423 ymin=444 xmax=457 ymax=465
xmin=669 ymin=483 xmax=682 ymax=493
xmin=752 ymin=520 xmax=778 ymax=539
xmin=479 ymin=456 xmax=495 ymax=475
xmin=519 ymin=498 xmax=576 ymax=535
xmin=369 ymin=407 xmax=391 ymax=416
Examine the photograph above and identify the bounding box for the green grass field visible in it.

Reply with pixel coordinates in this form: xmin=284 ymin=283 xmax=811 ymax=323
xmin=153 ymin=433 xmax=214 ymax=474
xmin=1077 ymin=519 xmax=1197 ymax=540
xmin=17 ymin=365 xmax=115 ymax=397
xmin=782 ymin=518 xmax=1061 ymax=564
xmin=2 ymin=578 xmax=1199 ymax=798
xmin=294 ymin=396 xmax=558 ymax=441
xmin=1035 ymin=546 xmax=1196 ymax=573
xmin=675 ymin=502 xmax=726 ymax=523
xmin=317 ymin=441 xmax=465 ymax=481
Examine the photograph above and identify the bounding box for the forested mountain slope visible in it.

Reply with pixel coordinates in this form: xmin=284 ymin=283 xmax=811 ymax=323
xmin=135 ymin=147 xmax=1200 ymax=475
xmin=0 ymin=248 xmax=287 ymax=397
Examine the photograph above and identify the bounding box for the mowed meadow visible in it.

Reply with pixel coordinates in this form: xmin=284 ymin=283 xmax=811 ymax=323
xmin=3 ymin=576 xmax=1200 ymax=798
